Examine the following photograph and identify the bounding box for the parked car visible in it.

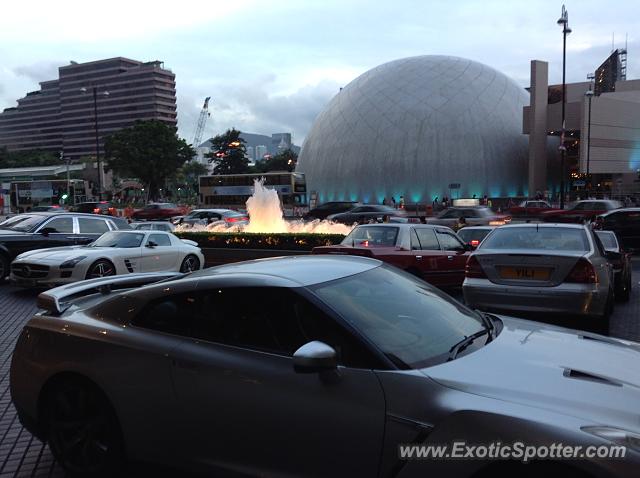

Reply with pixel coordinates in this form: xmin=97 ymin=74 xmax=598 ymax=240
xmin=541 ymin=199 xmax=622 ymax=223
xmin=172 ymin=209 xmax=249 ymax=228
xmin=463 ymin=223 xmax=615 ymax=331
xmin=73 ymin=201 xmax=117 ymax=216
xmin=131 ymin=221 xmax=176 ymax=232
xmin=312 ymin=224 xmax=469 ymax=287
xmin=598 ymin=207 xmax=640 ymax=251
xmin=303 ymin=201 xmax=359 ymax=221
xmin=0 ymin=213 xmax=130 ymax=279
xmin=131 ymin=203 xmax=183 ymax=221
xmin=595 ymin=230 xmax=632 ymax=302
xmin=11 ymin=256 xmax=640 ymax=477
xmin=9 ymin=230 xmax=203 ymax=287
xmin=506 ymin=200 xmax=557 ymax=217
xmin=426 ymin=207 xmax=510 ymax=228
xmin=327 ymin=205 xmax=404 ymax=224
xmin=456 ymin=225 xmax=496 ymax=249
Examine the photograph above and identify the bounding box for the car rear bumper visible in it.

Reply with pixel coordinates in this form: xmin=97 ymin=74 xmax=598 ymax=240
xmin=463 ymin=279 xmax=608 ymax=317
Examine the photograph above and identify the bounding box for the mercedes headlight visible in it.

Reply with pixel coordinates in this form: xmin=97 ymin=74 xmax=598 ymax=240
xmin=582 ymin=426 xmax=640 ymax=452
xmin=60 ymin=256 xmax=87 ymax=269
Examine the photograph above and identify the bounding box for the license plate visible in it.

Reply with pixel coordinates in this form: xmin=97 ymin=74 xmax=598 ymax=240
xmin=499 ymin=266 xmax=551 ymax=280
xmin=14 ymin=278 xmax=37 ymax=287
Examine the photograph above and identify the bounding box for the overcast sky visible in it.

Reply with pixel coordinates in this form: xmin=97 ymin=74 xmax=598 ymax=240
xmin=1 ymin=0 xmax=638 ymax=146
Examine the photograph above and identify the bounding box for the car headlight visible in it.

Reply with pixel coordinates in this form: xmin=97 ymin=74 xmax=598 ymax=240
xmin=582 ymin=426 xmax=640 ymax=452
xmin=60 ymin=256 xmax=87 ymax=269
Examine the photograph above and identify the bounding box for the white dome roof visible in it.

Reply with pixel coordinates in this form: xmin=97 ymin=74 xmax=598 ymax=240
xmin=297 ymin=55 xmax=529 ymax=203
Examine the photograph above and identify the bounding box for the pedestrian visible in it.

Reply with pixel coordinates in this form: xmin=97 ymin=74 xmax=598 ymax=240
xmin=399 ymin=196 xmax=405 ymax=210
xmin=391 ymin=196 xmax=397 ymax=209
xmin=482 ymin=194 xmax=488 ymax=206
xmin=455 ymin=216 xmax=467 ymax=231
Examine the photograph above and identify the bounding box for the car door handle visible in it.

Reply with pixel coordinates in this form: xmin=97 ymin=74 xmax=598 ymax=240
xmin=447 ymin=255 xmax=454 ymax=260
xmin=416 ymin=255 xmax=423 ymax=260
xmin=74 ymin=236 xmax=92 ymax=241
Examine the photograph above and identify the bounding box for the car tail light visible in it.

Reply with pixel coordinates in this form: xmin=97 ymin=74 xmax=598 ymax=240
xmin=225 ymin=217 xmax=243 ymax=223
xmin=565 ymin=258 xmax=598 ymax=284
xmin=465 ymin=256 xmax=487 ymax=278
xmin=470 ymin=239 xmax=480 ymax=247
xmin=93 ymin=208 xmax=101 ymax=214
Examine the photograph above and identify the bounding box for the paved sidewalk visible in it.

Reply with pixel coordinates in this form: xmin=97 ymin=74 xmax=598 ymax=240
xmin=0 ymin=288 xmax=64 ymax=477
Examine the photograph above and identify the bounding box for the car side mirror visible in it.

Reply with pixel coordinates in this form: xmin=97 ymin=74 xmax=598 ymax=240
xmin=146 ymin=241 xmax=157 ymax=248
xmin=39 ymin=227 xmax=56 ymax=236
xmin=293 ymin=341 xmax=337 ymax=373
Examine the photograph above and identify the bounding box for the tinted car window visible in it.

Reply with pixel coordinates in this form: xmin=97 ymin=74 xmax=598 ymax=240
xmin=78 ymin=218 xmax=109 ymax=234
xmin=133 ymin=288 xmax=373 ymax=367
xmin=413 ymin=228 xmax=440 ymax=250
xmin=481 ymin=227 xmax=590 ymax=252
xmin=436 ymin=231 xmax=464 ymax=250
xmin=595 ymin=231 xmax=618 ymax=250
xmin=457 ymin=228 xmax=492 ymax=244
xmin=41 ymin=217 xmax=74 ymax=233
xmin=342 ymin=226 xmax=399 ymax=246
xmin=148 ymin=233 xmax=171 ymax=246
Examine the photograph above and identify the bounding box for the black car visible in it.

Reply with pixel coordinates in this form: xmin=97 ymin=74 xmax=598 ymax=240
xmin=73 ymin=201 xmax=117 ymax=216
xmin=599 ymin=208 xmax=640 ymax=251
xmin=596 ymin=230 xmax=633 ymax=301
xmin=303 ymin=201 xmax=359 ymax=221
xmin=327 ymin=205 xmax=404 ymax=225
xmin=0 ymin=213 xmax=130 ymax=278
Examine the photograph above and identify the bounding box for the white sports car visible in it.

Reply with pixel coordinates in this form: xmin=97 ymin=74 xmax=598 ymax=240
xmin=9 ymin=230 xmax=205 ymax=287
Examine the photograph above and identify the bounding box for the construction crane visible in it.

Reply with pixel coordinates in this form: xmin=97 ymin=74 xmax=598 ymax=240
xmin=192 ymin=97 xmax=211 ymax=148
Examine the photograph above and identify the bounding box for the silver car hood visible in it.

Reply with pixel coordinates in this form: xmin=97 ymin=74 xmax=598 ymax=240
xmin=16 ymin=246 xmax=98 ymax=261
xmin=425 ymin=316 xmax=640 ymax=430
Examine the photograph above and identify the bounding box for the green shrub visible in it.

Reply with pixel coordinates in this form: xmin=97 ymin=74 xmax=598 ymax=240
xmin=175 ymin=231 xmax=346 ymax=251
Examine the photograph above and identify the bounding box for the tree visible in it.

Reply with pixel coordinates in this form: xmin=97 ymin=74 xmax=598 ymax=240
xmin=253 ymin=149 xmax=298 ymax=173
xmin=206 ymin=128 xmax=249 ymax=174
xmin=104 ymin=120 xmax=194 ymax=200
xmin=174 ymin=160 xmax=208 ymax=203
xmin=0 ymin=147 xmax=61 ymax=168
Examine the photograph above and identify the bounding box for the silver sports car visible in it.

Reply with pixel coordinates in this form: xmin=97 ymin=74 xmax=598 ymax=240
xmin=9 ymin=230 xmax=204 ymax=287
xmin=10 ymin=256 xmax=640 ymax=477
xmin=463 ymin=223 xmax=615 ymax=330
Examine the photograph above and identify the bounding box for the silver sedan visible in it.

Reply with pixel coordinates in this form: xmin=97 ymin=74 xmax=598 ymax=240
xmin=463 ymin=223 xmax=614 ymax=330
xmin=10 ymin=256 xmax=640 ymax=477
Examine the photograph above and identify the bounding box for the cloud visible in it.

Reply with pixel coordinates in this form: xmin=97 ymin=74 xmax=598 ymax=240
xmin=12 ymin=61 xmax=62 ymax=84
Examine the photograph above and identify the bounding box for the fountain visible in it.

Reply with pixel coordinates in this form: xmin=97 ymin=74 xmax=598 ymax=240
xmin=176 ymin=178 xmax=353 ymax=235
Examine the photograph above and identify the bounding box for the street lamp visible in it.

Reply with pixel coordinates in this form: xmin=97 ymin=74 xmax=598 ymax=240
xmin=585 ymin=88 xmax=594 ymax=192
xmin=80 ymin=86 xmax=109 ymax=199
xmin=557 ymin=4 xmax=571 ymax=209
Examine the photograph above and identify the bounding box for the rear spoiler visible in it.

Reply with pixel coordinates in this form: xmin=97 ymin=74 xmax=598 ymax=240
xmin=37 ymin=272 xmax=183 ymax=315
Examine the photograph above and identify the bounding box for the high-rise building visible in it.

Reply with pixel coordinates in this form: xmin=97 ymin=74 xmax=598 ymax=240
xmin=0 ymin=57 xmax=177 ymax=161
xmin=272 ymin=133 xmax=292 ymax=151
xmin=255 ymin=145 xmax=268 ymax=160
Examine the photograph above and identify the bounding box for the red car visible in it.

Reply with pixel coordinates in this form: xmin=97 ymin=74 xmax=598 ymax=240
xmin=506 ymin=200 xmax=557 ymax=217
xmin=312 ymin=223 xmax=469 ymax=287
xmin=541 ymin=199 xmax=622 ymax=223
xmin=131 ymin=203 xmax=183 ymax=221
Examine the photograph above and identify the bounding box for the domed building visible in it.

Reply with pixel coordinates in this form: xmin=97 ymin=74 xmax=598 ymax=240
xmin=296 ymin=55 xmax=530 ymax=205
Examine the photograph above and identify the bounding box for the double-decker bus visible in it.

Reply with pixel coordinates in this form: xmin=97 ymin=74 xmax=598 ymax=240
xmin=10 ymin=179 xmax=89 ymax=212
xmin=199 ymin=172 xmax=307 ymax=214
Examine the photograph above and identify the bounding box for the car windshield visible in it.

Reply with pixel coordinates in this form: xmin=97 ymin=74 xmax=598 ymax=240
xmin=0 ymin=214 xmax=45 ymax=232
xmin=481 ymin=227 xmax=590 ymax=252
xmin=311 ymin=265 xmax=485 ymax=368
xmin=90 ymin=231 xmax=144 ymax=248
xmin=342 ymin=226 xmax=399 ymax=246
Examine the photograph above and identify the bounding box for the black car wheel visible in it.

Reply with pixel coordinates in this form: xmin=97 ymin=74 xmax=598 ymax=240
xmin=180 ymin=255 xmax=200 ymax=273
xmin=44 ymin=379 xmax=124 ymax=476
xmin=86 ymin=260 xmax=116 ymax=280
